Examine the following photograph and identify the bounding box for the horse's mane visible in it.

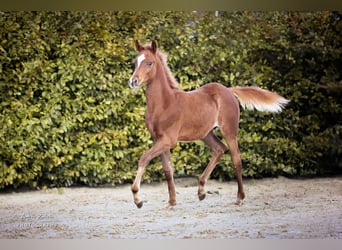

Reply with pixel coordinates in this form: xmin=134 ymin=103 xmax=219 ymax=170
xmin=143 ymin=43 xmax=180 ymax=90
xmin=156 ymin=50 xmax=180 ymax=89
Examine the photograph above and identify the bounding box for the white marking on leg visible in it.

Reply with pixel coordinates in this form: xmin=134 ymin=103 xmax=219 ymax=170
xmin=137 ymin=54 xmax=145 ymax=68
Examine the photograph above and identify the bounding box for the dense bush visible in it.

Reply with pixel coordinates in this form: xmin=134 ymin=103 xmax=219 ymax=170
xmin=0 ymin=11 xmax=341 ymax=189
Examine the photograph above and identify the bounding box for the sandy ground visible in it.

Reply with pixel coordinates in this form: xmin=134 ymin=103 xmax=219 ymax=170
xmin=0 ymin=176 xmax=341 ymax=239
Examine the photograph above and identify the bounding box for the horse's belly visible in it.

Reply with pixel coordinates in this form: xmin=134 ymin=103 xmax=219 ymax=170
xmin=177 ymin=117 xmax=217 ymax=141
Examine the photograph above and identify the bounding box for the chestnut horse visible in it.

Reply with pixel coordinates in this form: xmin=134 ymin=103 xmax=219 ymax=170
xmin=128 ymin=40 xmax=289 ymax=209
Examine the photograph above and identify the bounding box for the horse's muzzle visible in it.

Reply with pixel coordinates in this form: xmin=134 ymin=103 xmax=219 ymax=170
xmin=128 ymin=77 xmax=139 ymax=91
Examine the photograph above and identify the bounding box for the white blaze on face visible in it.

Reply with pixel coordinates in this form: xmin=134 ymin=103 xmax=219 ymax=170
xmin=129 ymin=53 xmax=146 ymax=91
xmin=137 ymin=54 xmax=145 ymax=69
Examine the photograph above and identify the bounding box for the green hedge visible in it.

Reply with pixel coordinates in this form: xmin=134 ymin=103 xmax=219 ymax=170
xmin=0 ymin=11 xmax=341 ymax=189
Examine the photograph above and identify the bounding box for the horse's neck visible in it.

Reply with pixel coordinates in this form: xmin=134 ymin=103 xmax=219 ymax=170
xmin=145 ymin=65 xmax=174 ymax=112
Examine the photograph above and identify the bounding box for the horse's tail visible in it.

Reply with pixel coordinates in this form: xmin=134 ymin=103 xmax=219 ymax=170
xmin=230 ymin=86 xmax=289 ymax=113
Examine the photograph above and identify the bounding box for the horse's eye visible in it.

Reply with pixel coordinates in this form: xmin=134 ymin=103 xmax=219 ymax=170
xmin=146 ymin=61 xmax=153 ymax=67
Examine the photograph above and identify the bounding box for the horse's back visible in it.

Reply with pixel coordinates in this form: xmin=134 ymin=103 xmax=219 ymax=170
xmin=197 ymin=82 xmax=239 ymax=108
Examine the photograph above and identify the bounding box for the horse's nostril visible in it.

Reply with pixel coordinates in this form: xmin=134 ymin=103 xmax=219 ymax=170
xmin=129 ymin=77 xmax=135 ymax=87
xmin=129 ymin=77 xmax=140 ymax=91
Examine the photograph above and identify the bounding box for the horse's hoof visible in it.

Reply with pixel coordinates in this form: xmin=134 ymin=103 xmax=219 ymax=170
xmin=235 ymin=199 xmax=243 ymax=206
xmin=198 ymin=193 xmax=206 ymax=201
xmin=136 ymin=201 xmax=143 ymax=209
xmin=161 ymin=202 xmax=176 ymax=210
xmin=235 ymin=192 xmax=245 ymax=205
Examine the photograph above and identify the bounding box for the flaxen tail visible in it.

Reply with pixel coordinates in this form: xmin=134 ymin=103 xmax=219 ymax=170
xmin=230 ymin=86 xmax=289 ymax=113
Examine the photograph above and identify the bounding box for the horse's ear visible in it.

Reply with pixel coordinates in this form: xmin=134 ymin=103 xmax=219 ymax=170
xmin=135 ymin=40 xmax=144 ymax=52
xmin=151 ymin=40 xmax=158 ymax=54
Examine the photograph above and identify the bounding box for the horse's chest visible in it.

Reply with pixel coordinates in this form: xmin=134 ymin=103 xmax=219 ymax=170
xmin=145 ymin=110 xmax=179 ymax=138
xmin=145 ymin=114 xmax=156 ymax=135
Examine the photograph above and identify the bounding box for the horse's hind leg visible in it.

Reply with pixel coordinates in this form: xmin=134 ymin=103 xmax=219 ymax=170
xmin=221 ymin=130 xmax=245 ymax=205
xmin=198 ymin=131 xmax=227 ymax=201
xmin=161 ymin=150 xmax=176 ymax=208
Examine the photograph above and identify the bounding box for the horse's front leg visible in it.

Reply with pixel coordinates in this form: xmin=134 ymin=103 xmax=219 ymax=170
xmin=131 ymin=140 xmax=170 ymax=208
xmin=161 ymin=150 xmax=176 ymax=208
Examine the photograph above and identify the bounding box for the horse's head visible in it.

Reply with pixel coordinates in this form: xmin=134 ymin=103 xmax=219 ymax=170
xmin=128 ymin=40 xmax=158 ymax=91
